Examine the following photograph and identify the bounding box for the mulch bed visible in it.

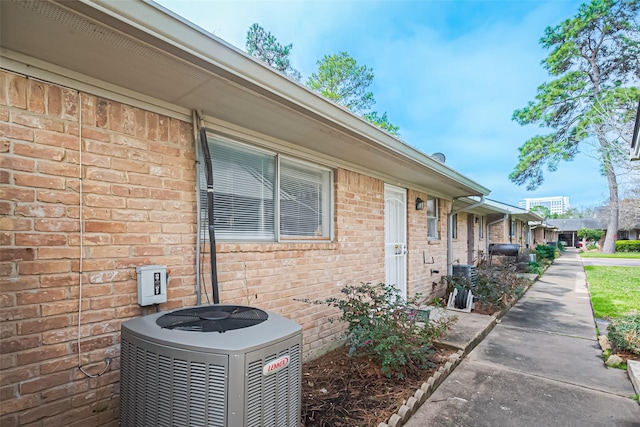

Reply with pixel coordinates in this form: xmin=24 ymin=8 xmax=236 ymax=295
xmin=614 ymin=350 xmax=640 ymax=363
xmin=301 ymin=345 xmax=455 ymax=427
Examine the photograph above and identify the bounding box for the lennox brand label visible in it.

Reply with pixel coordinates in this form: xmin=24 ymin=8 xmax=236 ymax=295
xmin=262 ymin=355 xmax=290 ymax=376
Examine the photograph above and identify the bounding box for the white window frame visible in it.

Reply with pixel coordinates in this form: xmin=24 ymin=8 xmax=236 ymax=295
xmin=427 ymin=196 xmax=439 ymax=240
xmin=478 ymin=216 xmax=484 ymax=239
xmin=200 ymin=134 xmax=333 ymax=242
xmin=279 ymin=156 xmax=333 ymax=240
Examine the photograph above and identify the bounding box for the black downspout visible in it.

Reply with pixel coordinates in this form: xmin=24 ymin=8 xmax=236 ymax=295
xmin=199 ymin=127 xmax=220 ymax=304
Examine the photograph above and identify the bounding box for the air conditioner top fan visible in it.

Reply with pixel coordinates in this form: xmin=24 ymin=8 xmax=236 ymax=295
xmin=156 ymin=305 xmax=268 ymax=333
xmin=122 ymin=304 xmax=301 ymax=355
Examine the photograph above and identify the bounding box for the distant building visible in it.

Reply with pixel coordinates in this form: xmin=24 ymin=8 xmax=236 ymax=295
xmin=518 ymin=196 xmax=570 ymax=215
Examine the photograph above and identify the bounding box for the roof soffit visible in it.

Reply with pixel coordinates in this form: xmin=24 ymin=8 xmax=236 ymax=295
xmin=1 ymin=0 xmax=489 ymax=197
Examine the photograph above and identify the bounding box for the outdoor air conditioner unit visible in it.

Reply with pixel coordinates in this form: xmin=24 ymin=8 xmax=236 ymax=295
xmin=452 ymin=264 xmax=477 ymax=284
xmin=119 ymin=305 xmax=302 ymax=427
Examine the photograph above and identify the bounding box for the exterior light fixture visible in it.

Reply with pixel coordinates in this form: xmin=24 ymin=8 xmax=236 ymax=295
xmin=416 ymin=198 xmax=425 ymax=210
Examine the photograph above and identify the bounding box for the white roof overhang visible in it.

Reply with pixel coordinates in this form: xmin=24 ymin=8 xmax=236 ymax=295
xmin=451 ymin=197 xmax=543 ymax=222
xmin=1 ymin=0 xmax=490 ymax=199
xmin=452 ymin=197 xmax=509 ymax=216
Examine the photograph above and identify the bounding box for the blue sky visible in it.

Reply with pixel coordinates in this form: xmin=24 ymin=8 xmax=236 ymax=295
xmin=155 ymin=0 xmax=613 ymax=209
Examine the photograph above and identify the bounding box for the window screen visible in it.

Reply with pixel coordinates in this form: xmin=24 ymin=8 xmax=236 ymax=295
xmin=280 ymin=159 xmax=331 ymax=238
xmin=427 ymin=197 xmax=438 ymax=239
xmin=210 ymin=139 xmax=275 ymax=240
xmin=200 ymin=135 xmax=332 ymax=241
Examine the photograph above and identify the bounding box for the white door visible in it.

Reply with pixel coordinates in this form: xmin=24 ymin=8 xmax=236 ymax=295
xmin=384 ymin=184 xmax=407 ymax=299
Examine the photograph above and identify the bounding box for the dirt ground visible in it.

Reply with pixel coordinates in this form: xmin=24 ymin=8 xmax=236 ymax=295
xmin=615 ymin=350 xmax=640 ymax=363
xmin=301 ymin=345 xmax=454 ymax=427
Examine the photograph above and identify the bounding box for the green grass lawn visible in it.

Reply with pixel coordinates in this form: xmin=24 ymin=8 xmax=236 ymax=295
xmin=584 ymin=266 xmax=640 ymax=319
xmin=580 ymin=252 xmax=640 ymax=259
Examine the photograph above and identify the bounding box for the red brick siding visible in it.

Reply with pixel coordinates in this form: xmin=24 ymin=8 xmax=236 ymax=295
xmin=1 ymin=69 xmax=458 ymax=426
xmin=1 ymin=71 xmax=420 ymax=425
xmin=489 ymin=218 xmax=505 ymax=244
xmin=0 ymin=72 xmax=196 ymax=426
xmin=211 ymin=169 xmax=386 ymax=358
xmin=407 ymin=191 xmax=449 ymax=299
xmin=450 ymin=211 xmax=473 ymax=266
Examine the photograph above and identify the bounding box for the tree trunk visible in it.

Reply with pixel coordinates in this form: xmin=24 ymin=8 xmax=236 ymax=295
xmin=602 ymin=183 xmax=619 ymax=253
xmin=600 ymin=138 xmax=619 ymax=254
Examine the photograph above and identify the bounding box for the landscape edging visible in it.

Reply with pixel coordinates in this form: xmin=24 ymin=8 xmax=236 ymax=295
xmin=376 ymin=349 xmax=465 ymax=427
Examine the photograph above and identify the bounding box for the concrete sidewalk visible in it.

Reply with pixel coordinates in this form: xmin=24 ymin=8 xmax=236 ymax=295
xmin=405 ymin=249 xmax=640 ymax=427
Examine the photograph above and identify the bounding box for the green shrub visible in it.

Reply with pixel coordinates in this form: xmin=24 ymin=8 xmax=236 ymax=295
xmin=616 ymin=240 xmax=640 ymax=252
xmin=557 ymin=241 xmax=565 ymax=252
xmin=527 ymin=261 xmax=543 ymax=275
xmin=299 ymin=283 xmax=454 ymax=379
xmin=536 ymin=244 xmax=556 ymax=261
xmin=607 ymin=312 xmax=640 ymax=355
xmin=577 ymin=228 xmax=604 ymax=242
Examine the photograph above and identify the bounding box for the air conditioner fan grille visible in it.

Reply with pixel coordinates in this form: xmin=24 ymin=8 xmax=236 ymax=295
xmin=156 ymin=305 xmax=268 ymax=332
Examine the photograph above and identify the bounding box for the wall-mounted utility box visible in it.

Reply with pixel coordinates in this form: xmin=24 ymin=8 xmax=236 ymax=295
xmin=136 ymin=265 xmax=167 ymax=306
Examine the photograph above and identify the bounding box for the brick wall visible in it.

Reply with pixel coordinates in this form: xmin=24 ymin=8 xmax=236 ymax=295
xmin=0 ymin=69 xmax=462 ymax=425
xmin=1 ymin=72 xmax=197 ymax=427
xmin=210 ymin=169 xmax=387 ymax=358
xmin=1 ymin=71 xmax=407 ymax=425
xmin=489 ymin=218 xmax=530 ymax=247
xmin=514 ymin=219 xmax=528 ymax=247
xmin=450 ymin=212 xmax=471 ymax=267
xmin=533 ymin=227 xmax=546 ymax=245
xmin=407 ymin=191 xmax=449 ymax=300
xmin=489 ymin=218 xmax=506 ymax=243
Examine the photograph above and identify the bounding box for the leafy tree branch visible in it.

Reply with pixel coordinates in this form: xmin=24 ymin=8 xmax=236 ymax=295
xmin=510 ymin=0 xmax=640 ymax=253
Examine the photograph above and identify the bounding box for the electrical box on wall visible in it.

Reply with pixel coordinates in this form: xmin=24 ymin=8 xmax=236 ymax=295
xmin=136 ymin=265 xmax=167 ymax=306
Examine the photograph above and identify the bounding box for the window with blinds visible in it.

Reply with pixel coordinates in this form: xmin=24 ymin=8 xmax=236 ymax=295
xmin=427 ymin=196 xmax=438 ymax=239
xmin=280 ymin=159 xmax=331 ymax=239
xmin=210 ymin=139 xmax=276 ymax=240
xmin=200 ymin=135 xmax=332 ymax=241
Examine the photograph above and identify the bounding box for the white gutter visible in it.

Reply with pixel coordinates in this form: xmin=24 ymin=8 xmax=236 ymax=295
xmin=447 ymin=196 xmax=485 ymax=275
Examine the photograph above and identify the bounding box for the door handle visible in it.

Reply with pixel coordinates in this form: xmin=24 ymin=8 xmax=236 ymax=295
xmin=394 ymin=244 xmax=407 ymax=255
